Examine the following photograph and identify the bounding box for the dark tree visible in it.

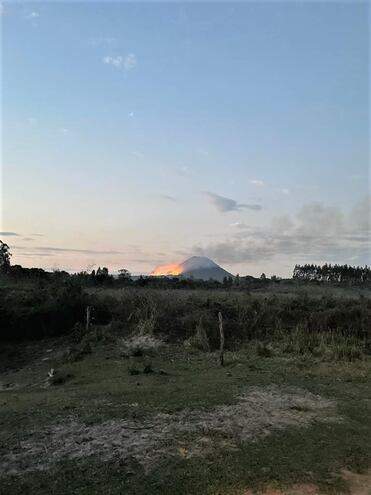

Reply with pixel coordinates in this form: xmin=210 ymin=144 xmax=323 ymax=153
xmin=118 ymin=268 xmax=131 ymax=280
xmin=0 ymin=240 xmax=11 ymax=270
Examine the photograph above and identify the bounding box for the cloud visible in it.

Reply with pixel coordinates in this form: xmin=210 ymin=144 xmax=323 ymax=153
xmin=250 ymin=179 xmax=264 ymax=186
xmin=19 ymin=253 xmax=54 ymax=258
xmin=0 ymin=232 xmax=20 ymax=237
xmin=103 ymin=55 xmax=124 ymax=68
xmin=349 ymin=196 xmax=370 ymax=233
xmin=124 ymin=53 xmax=137 ymax=71
xmin=192 ymin=197 xmax=371 ymax=267
xmin=13 ymin=246 xmax=122 ymax=255
xmin=204 ymin=192 xmax=262 ymax=213
xmin=128 ymin=112 xmax=134 ymax=118
xmin=103 ymin=53 xmax=137 ymax=71
xmin=59 ymin=127 xmax=69 ymax=134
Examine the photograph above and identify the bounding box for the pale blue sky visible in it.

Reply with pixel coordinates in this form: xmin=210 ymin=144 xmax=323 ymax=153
xmin=1 ymin=1 xmax=369 ymax=276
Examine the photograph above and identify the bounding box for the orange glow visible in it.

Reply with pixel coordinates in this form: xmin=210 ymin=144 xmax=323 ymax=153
xmin=151 ymin=262 xmax=183 ymax=276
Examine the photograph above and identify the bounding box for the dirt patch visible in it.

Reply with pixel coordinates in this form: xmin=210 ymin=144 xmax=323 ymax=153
xmin=0 ymin=385 xmax=340 ymax=477
xmin=242 ymin=469 xmax=371 ymax=495
xmin=341 ymin=469 xmax=371 ymax=495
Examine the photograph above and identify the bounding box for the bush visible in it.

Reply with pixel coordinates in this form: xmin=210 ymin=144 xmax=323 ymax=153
xmin=0 ymin=282 xmax=89 ymax=341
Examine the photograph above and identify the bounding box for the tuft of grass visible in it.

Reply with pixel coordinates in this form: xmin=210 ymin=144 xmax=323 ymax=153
xmin=280 ymin=327 xmax=367 ymax=362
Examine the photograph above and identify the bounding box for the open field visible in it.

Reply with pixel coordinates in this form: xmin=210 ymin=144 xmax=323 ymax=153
xmin=1 ymin=285 xmax=371 ymax=494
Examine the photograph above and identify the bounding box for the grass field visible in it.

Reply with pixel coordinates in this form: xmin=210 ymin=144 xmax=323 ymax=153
xmin=1 ymin=329 xmax=371 ymax=494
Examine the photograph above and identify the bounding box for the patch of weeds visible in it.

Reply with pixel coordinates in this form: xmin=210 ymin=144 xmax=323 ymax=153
xmin=67 ymin=337 xmax=92 ymax=362
xmin=128 ymin=364 xmax=141 ymax=376
xmin=128 ymin=361 xmax=155 ymax=375
xmin=70 ymin=322 xmax=85 ymax=343
xmin=49 ymin=369 xmax=73 ymax=386
xmin=143 ymin=362 xmax=154 ymax=374
xmin=256 ymin=341 xmax=274 ymax=358
xmin=280 ymin=328 xmax=367 ymax=363
xmin=121 ymin=334 xmax=164 ymax=358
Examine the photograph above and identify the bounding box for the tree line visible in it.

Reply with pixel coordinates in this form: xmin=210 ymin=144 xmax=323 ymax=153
xmin=2 ymin=239 xmax=370 ymax=287
xmin=293 ymin=263 xmax=371 ymax=283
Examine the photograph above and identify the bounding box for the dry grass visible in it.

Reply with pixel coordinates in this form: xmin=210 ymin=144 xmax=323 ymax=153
xmin=0 ymin=385 xmax=340 ymax=478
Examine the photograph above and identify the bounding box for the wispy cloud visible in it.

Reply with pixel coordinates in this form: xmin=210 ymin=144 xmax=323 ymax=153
xmin=124 ymin=53 xmax=137 ymax=71
xmin=0 ymin=232 xmax=20 ymax=237
xmin=250 ymin=179 xmax=264 ymax=186
xmin=204 ymin=192 xmax=262 ymax=213
xmin=103 ymin=53 xmax=137 ymax=71
xmin=24 ymin=11 xmax=39 ymax=20
xmin=20 ymin=253 xmax=54 ymax=258
xmin=103 ymin=55 xmax=124 ymax=69
xmin=59 ymin=127 xmax=69 ymax=134
xmin=13 ymin=245 xmax=122 ymax=255
xmin=153 ymin=194 xmax=177 ymax=202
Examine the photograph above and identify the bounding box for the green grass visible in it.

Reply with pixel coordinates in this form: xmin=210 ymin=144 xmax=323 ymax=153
xmin=1 ymin=338 xmax=371 ymax=495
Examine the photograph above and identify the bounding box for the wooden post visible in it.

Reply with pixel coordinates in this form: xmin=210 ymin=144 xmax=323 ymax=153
xmin=86 ymin=306 xmax=91 ymax=333
xmin=218 ymin=311 xmax=224 ymax=366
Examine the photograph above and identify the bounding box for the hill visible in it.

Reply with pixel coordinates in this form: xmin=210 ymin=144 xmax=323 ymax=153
xmin=151 ymin=256 xmax=234 ymax=282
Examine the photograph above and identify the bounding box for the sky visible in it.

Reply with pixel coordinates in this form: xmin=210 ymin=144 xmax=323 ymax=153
xmin=1 ymin=1 xmax=370 ymax=277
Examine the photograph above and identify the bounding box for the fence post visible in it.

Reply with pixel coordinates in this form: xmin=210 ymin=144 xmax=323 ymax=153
xmin=86 ymin=306 xmax=91 ymax=333
xmin=218 ymin=311 xmax=224 ymax=366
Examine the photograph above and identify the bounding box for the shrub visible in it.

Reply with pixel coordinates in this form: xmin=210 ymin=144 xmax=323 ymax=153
xmin=0 ymin=282 xmax=89 ymax=341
